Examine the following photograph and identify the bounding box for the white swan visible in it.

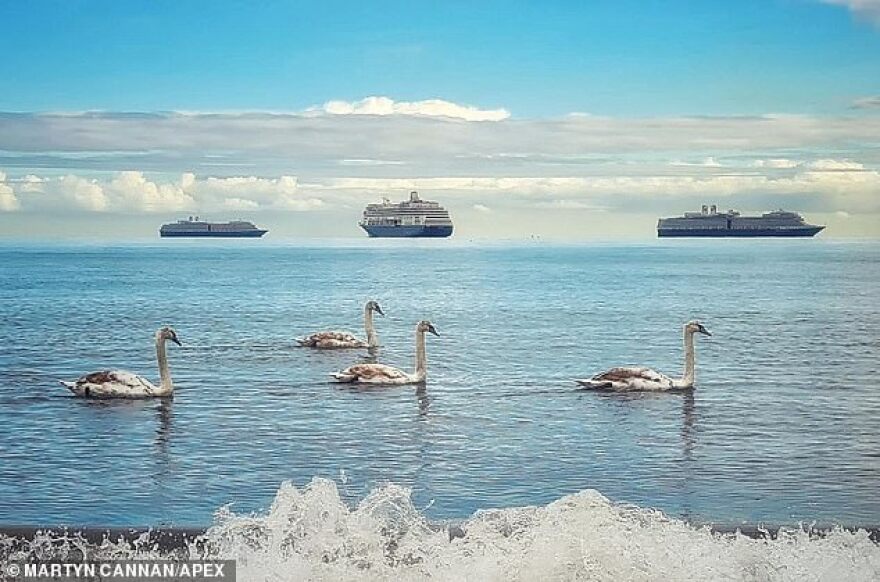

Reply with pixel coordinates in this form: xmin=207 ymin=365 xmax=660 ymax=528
xmin=330 ymin=320 xmax=439 ymax=385
xmin=60 ymin=327 xmax=182 ymax=398
xmin=296 ymin=300 xmax=384 ymax=349
xmin=576 ymin=321 xmax=711 ymax=391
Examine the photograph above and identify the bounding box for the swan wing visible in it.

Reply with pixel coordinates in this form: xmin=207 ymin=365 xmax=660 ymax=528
xmin=62 ymin=370 xmax=160 ymax=398
xmin=316 ymin=337 xmax=366 ymax=349
xmin=593 ymin=367 xmax=667 ymax=383
xmin=330 ymin=363 xmax=410 ymax=384
xmin=577 ymin=367 xmax=674 ymax=391
xmin=297 ymin=330 xmax=363 ymax=348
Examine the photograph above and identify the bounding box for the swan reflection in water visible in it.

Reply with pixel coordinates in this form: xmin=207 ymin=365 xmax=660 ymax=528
xmin=154 ymin=398 xmax=173 ymax=458
xmin=589 ymin=388 xmax=700 ymax=518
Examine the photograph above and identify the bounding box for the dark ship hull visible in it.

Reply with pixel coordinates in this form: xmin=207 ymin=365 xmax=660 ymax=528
xmin=360 ymin=224 xmax=453 ymax=238
xmin=160 ymin=230 xmax=267 ymax=238
xmin=658 ymin=226 xmax=824 ymax=238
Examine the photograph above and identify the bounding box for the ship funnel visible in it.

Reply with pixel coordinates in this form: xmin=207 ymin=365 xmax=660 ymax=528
xmin=410 ymin=191 xmax=420 ymax=202
xmin=701 ymin=205 xmax=708 ymax=215
xmin=710 ymin=204 xmax=717 ymax=214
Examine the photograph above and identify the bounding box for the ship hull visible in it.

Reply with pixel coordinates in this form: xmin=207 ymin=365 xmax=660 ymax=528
xmin=658 ymin=226 xmax=824 ymax=238
xmin=360 ymin=224 xmax=453 ymax=238
xmin=160 ymin=230 xmax=267 ymax=238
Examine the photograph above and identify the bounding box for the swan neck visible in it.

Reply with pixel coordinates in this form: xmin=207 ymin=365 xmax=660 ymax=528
xmin=414 ymin=329 xmax=427 ymax=381
xmin=682 ymin=328 xmax=696 ymax=388
xmin=364 ymin=307 xmax=378 ymax=347
xmin=156 ymin=335 xmax=173 ymax=393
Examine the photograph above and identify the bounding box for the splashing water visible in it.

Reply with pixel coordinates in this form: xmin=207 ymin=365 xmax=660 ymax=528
xmin=3 ymin=479 xmax=878 ymax=581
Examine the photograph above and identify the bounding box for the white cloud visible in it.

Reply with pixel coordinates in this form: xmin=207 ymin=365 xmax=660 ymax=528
xmin=191 ymin=175 xmax=323 ymax=211
xmin=0 ymin=172 xmax=20 ymax=212
xmin=752 ymin=158 xmax=801 ymax=169
xmin=852 ymin=95 xmax=880 ymax=109
xmin=808 ymin=159 xmax=865 ymax=171
xmin=530 ymin=200 xmax=606 ymax=210
xmin=109 ymin=171 xmax=193 ymax=212
xmin=221 ymin=197 xmax=260 ymax=211
xmin=473 ymin=204 xmax=492 ymax=213
xmin=61 ymin=174 xmax=108 ymax=212
xmin=821 ymin=0 xmax=880 ymax=26
xmin=338 ymin=159 xmax=405 ymax=166
xmin=6 ymin=172 xmax=326 ymax=214
xmin=671 ymin=157 xmax=722 ymax=168
xmin=312 ymin=96 xmax=510 ymax=121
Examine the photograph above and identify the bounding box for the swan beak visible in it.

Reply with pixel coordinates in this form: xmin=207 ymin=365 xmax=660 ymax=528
xmin=171 ymin=336 xmax=182 ymax=346
xmin=428 ymin=326 xmax=439 ymax=337
xmin=375 ymin=305 xmax=385 ymax=317
xmin=699 ymin=328 xmax=711 ymax=337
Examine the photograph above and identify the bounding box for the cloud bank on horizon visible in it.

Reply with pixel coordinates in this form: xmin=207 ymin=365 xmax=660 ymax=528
xmin=1 ymin=96 xmax=878 ymax=236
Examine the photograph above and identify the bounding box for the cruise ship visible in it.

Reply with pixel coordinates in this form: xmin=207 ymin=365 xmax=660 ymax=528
xmin=359 ymin=192 xmax=454 ymax=238
xmin=159 ymin=217 xmax=268 ymax=238
xmin=657 ymin=205 xmax=824 ymax=237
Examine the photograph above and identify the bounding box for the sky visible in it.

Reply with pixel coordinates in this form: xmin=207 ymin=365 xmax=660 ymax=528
xmin=1 ymin=0 xmax=879 ymax=239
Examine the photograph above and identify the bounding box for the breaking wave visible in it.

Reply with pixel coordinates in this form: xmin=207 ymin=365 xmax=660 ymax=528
xmin=3 ymin=479 xmax=879 ymax=581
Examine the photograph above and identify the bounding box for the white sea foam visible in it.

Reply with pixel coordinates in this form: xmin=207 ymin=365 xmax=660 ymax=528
xmin=3 ymin=479 xmax=879 ymax=581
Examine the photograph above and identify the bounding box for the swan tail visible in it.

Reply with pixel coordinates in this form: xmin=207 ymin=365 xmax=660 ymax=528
xmin=294 ymin=338 xmax=312 ymax=347
xmin=59 ymin=381 xmax=77 ymax=392
xmin=330 ymin=372 xmax=356 ymax=383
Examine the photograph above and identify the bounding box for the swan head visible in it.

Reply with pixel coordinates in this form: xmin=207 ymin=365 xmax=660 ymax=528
xmin=366 ymin=300 xmax=384 ymax=317
xmin=158 ymin=326 xmax=182 ymax=346
xmin=685 ymin=320 xmax=711 ymax=337
xmin=417 ymin=320 xmax=439 ymax=336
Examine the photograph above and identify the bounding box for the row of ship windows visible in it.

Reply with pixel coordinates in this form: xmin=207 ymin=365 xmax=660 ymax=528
xmin=363 ymin=217 xmax=452 ymax=225
xmin=364 ymin=211 xmax=451 ymax=216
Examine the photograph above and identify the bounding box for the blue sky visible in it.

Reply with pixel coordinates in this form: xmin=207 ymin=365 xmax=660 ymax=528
xmin=1 ymin=1 xmax=879 ymax=238
xmin=2 ymin=0 xmax=878 ymax=116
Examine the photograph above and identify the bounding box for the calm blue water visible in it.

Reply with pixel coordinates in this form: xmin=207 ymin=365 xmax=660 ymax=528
xmin=0 ymin=239 xmax=878 ymax=528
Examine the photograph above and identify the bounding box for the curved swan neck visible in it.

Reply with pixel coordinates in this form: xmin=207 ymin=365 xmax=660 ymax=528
xmin=414 ymin=329 xmax=427 ymax=381
xmin=681 ymin=327 xmax=696 ymax=388
xmin=364 ymin=307 xmax=378 ymax=347
xmin=155 ymin=334 xmax=173 ymax=394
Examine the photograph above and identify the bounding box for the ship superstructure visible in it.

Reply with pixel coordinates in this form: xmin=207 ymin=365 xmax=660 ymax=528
xmin=657 ymin=205 xmax=824 ymax=237
xmin=359 ymin=192 xmax=453 ymax=238
xmin=159 ymin=217 xmax=268 ymax=238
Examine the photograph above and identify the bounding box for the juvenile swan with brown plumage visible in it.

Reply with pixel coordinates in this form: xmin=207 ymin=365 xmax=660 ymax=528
xmin=296 ymin=300 xmax=384 ymax=349
xmin=330 ymin=320 xmax=439 ymax=385
xmin=576 ymin=321 xmax=711 ymax=391
xmin=60 ymin=327 xmax=182 ymax=398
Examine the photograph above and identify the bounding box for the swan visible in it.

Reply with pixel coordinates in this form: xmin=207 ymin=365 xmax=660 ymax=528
xmin=296 ymin=300 xmax=384 ymax=349
xmin=576 ymin=321 xmax=711 ymax=391
xmin=60 ymin=327 xmax=182 ymax=398
xmin=330 ymin=320 xmax=439 ymax=385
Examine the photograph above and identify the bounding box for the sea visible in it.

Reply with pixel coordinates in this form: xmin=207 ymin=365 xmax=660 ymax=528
xmin=0 ymin=238 xmax=878 ymax=580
